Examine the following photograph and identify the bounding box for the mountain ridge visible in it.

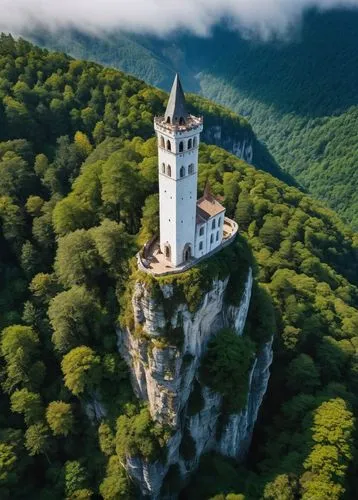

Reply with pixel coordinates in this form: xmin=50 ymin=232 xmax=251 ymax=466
xmin=28 ymin=7 xmax=358 ymax=227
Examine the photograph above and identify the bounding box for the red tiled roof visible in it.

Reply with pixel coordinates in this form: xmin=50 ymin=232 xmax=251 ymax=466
xmin=196 ymin=194 xmax=225 ymax=219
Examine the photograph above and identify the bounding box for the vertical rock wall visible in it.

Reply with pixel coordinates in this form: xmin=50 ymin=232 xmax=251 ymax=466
xmin=203 ymin=125 xmax=254 ymax=164
xmin=117 ymin=268 xmax=273 ymax=498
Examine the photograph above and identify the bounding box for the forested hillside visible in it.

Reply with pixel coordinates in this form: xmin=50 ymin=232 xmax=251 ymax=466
xmin=0 ymin=35 xmax=358 ymax=499
xmin=32 ymin=8 xmax=358 ymax=228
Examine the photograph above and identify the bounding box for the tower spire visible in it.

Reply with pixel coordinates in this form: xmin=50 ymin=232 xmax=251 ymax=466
xmin=164 ymin=73 xmax=189 ymax=126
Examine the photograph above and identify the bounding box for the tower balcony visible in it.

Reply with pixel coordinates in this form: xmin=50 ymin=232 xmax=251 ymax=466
xmin=137 ymin=216 xmax=238 ymax=277
xmin=154 ymin=114 xmax=203 ymax=134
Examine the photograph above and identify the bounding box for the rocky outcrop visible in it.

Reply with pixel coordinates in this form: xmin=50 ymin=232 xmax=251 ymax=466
xmin=117 ymin=268 xmax=273 ymax=498
xmin=203 ymin=125 xmax=254 ymax=164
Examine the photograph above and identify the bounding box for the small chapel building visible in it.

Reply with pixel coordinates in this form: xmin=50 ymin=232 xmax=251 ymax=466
xmin=140 ymin=74 xmax=237 ymax=274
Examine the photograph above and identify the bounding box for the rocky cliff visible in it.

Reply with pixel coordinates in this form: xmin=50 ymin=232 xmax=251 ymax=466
xmin=117 ymin=267 xmax=273 ymax=498
xmin=203 ymin=125 xmax=254 ymax=164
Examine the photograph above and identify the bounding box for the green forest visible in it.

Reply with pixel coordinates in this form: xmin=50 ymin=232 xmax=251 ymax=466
xmin=0 ymin=34 xmax=358 ymax=499
xmin=33 ymin=8 xmax=358 ymax=229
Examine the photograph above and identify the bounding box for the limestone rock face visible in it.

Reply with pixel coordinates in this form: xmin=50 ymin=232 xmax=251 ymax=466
xmin=117 ymin=268 xmax=273 ymax=498
xmin=203 ymin=125 xmax=254 ymax=164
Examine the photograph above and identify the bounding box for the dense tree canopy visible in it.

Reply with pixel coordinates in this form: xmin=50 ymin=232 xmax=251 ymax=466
xmin=0 ymin=34 xmax=357 ymax=499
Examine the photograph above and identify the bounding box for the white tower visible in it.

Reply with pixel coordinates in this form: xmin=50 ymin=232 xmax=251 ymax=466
xmin=154 ymin=74 xmax=203 ymax=267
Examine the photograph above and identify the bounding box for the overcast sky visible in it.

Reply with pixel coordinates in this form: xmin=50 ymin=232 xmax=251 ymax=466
xmin=0 ymin=0 xmax=357 ymax=38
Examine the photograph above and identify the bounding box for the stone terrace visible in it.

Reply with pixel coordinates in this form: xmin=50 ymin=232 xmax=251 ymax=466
xmin=138 ymin=217 xmax=238 ymax=277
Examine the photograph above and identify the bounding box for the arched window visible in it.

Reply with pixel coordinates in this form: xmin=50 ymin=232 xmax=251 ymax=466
xmin=179 ymin=141 xmax=184 ymax=152
xmin=210 ymin=234 xmax=214 ymax=244
xmin=180 ymin=166 xmax=185 ymax=178
xmin=166 ymin=116 xmax=171 ymax=124
xmin=218 ymin=216 xmax=221 ymax=226
xmin=199 ymin=241 xmax=203 ymax=250
xmin=199 ymin=226 xmax=204 ymax=236
xmin=188 ymin=164 xmax=194 ymax=175
xmin=183 ymin=243 xmax=192 ymax=262
xmin=216 ymin=231 xmax=219 ymax=241
xmin=160 ymin=136 xmax=165 ymax=148
xmin=188 ymin=138 xmax=192 ymax=149
xmin=166 ymin=165 xmax=172 ymax=177
xmin=212 ymin=219 xmax=216 ymax=230
xmin=161 ymin=163 xmax=165 ymax=174
xmin=179 ymin=117 xmax=185 ymax=125
xmin=193 ymin=137 xmax=197 ymax=148
xmin=166 ymin=140 xmax=171 ymax=151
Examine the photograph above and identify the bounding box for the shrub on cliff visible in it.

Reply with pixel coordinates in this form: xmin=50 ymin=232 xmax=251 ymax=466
xmin=115 ymin=405 xmax=171 ymax=462
xmin=200 ymin=329 xmax=255 ymax=412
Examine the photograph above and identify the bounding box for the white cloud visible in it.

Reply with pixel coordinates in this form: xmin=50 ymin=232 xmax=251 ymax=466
xmin=0 ymin=0 xmax=357 ymax=38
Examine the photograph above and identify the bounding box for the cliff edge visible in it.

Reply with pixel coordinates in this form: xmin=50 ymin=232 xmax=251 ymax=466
xmin=117 ymin=239 xmax=274 ymax=498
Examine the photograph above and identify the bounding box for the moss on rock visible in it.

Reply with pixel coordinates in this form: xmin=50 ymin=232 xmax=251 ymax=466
xmin=120 ymin=236 xmax=253 ymax=333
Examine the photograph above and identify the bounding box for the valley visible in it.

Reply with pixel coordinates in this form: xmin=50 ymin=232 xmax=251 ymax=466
xmin=31 ymin=8 xmax=358 ymax=227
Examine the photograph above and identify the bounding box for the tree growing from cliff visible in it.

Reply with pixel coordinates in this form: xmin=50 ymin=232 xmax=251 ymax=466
xmin=200 ymin=329 xmax=255 ymax=412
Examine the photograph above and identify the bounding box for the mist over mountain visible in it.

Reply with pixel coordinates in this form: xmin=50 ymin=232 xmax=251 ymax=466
xmin=29 ymin=7 xmax=358 ymax=227
xmin=3 ymin=0 xmax=358 ymax=38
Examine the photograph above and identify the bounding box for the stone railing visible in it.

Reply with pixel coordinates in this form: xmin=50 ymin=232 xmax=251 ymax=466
xmin=154 ymin=115 xmax=203 ymax=133
xmin=137 ymin=217 xmax=239 ymax=277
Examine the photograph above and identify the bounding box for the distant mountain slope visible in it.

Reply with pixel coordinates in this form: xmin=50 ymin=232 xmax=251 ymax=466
xmin=29 ymin=7 xmax=358 ymax=227
xmin=1 ymin=32 xmax=294 ymax=185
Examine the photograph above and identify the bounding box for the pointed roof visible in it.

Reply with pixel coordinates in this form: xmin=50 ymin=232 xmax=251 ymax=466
xmin=164 ymin=74 xmax=189 ymax=126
